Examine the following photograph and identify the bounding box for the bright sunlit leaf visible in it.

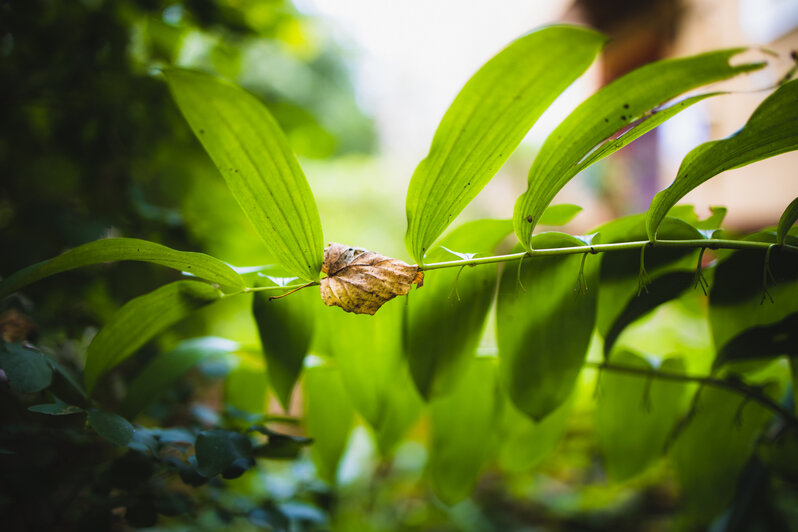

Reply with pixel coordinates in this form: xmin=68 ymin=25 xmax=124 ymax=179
xmin=405 ymin=25 xmax=606 ymax=263
xmin=647 ymin=79 xmax=798 ymax=239
xmin=515 ymin=49 xmax=766 ymax=249
xmin=165 ymin=69 xmax=324 ymax=281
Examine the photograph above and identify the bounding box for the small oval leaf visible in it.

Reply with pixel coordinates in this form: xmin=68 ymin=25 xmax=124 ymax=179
xmin=0 ymin=342 xmax=53 ymax=394
xmin=88 ymin=410 xmax=135 ymax=446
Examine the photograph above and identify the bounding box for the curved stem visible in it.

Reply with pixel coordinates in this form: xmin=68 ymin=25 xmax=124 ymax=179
xmin=419 ymin=238 xmax=798 ymax=271
xmin=587 ymin=360 xmax=798 ymax=431
xmin=220 ymin=282 xmax=319 ymax=299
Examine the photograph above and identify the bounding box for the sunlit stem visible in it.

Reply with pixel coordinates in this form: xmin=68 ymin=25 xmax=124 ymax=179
xmin=418 ymin=238 xmax=798 ymax=271
xmin=220 ymin=282 xmax=319 ymax=299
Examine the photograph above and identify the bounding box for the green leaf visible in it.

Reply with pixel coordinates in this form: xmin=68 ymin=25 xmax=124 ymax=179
xmin=253 ymin=278 xmax=316 ymax=411
xmin=594 ymin=215 xmax=702 ymax=343
xmin=603 ymin=271 xmax=694 ymax=356
xmin=28 ymin=397 xmax=84 ymax=416
xmin=194 ymin=429 xmax=252 ymax=478
xmin=647 ymin=79 xmax=798 ymax=239
xmin=497 ymin=233 xmax=599 ymax=420
xmin=0 ymin=238 xmax=244 ymax=299
xmin=667 ymin=205 xmax=727 ymax=231
xmin=87 ymin=410 xmax=135 ymax=446
xmin=427 ymin=357 xmax=500 ymax=505
xmin=303 ymin=363 xmax=355 ymax=484
xmin=165 ymin=69 xmax=324 ymax=281
xmin=224 ymin=352 xmax=268 ymax=414
xmin=120 ymin=337 xmax=238 ymax=418
xmin=404 ymin=219 xmax=511 ymax=399
xmin=777 ymin=197 xmax=798 ymax=246
xmin=405 ymin=25 xmax=605 ymax=263
xmin=498 ymin=391 xmax=573 ymax=474
xmin=596 ymin=351 xmax=689 ymax=481
xmin=316 ymin=302 xmax=422 ymax=455
xmin=514 ymin=48 xmax=765 ymax=248
xmin=84 ymin=280 xmax=222 ymax=393
xmin=537 ymin=204 xmax=583 ymax=226
xmin=710 ymin=234 xmax=798 ymax=366
xmin=671 ymin=384 xmax=776 ymax=522
xmin=0 ymin=342 xmax=53 ymax=394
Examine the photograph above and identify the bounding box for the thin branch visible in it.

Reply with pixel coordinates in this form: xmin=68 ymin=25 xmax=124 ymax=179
xmin=220 ymin=282 xmax=319 ymax=299
xmin=418 ymin=238 xmax=798 ymax=271
xmin=586 ymin=360 xmax=798 ymax=431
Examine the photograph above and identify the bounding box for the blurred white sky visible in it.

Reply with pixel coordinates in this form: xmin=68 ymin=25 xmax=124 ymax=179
xmin=297 ymin=0 xmax=578 ymax=162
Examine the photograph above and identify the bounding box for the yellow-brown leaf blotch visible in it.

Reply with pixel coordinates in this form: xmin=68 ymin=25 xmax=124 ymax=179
xmin=320 ymin=243 xmax=424 ymax=315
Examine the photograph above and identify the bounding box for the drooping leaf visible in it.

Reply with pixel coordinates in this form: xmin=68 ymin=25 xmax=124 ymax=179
xmin=320 ymin=243 xmax=423 ymax=315
xmin=84 ymin=281 xmax=222 ymax=393
xmin=165 ymin=69 xmax=324 ymax=281
xmin=303 ymin=363 xmax=355 ymax=484
xmin=427 ymin=357 xmax=501 ymax=504
xmin=0 ymin=342 xmax=53 ymax=394
xmin=671 ymin=383 xmax=776 ymax=522
xmin=515 ymin=48 xmax=765 ymax=247
xmin=253 ymin=278 xmax=315 ymax=410
xmin=405 ymin=26 xmax=606 ymax=263
xmin=667 ymin=204 xmax=727 ymax=232
xmin=497 ymin=233 xmax=599 ymax=420
xmin=88 ymin=410 xmax=135 ymax=446
xmin=224 ymin=351 xmax=268 ymax=414
xmin=194 ymin=429 xmax=252 ymax=478
xmin=404 ymin=219 xmax=511 ymax=399
xmin=603 ymin=271 xmax=694 ymax=356
xmin=0 ymin=238 xmax=244 ymax=299
xmin=121 ymin=337 xmax=239 ymax=418
xmin=537 ymin=204 xmax=583 ymax=226
xmin=647 ymin=79 xmax=798 ymax=239
xmin=498 ymin=390 xmax=573 ymax=474
xmin=710 ymin=233 xmax=798 ymax=366
xmin=777 ymin=197 xmax=798 ymax=246
xmin=316 ymin=302 xmax=422 ymax=455
xmin=594 ymin=215 xmax=703 ymax=342
xmin=596 ymin=351 xmax=689 ymax=481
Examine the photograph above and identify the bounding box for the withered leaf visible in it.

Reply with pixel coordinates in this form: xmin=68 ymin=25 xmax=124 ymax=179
xmin=320 ymin=243 xmax=424 ymax=315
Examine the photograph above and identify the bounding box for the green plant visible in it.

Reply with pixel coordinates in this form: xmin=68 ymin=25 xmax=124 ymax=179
xmin=2 ymin=24 xmax=798 ymax=529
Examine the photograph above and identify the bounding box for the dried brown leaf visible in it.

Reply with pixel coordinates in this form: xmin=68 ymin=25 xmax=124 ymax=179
xmin=320 ymin=243 xmax=424 ymax=315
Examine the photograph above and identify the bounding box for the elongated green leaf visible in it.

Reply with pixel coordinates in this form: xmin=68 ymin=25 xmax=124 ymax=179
xmin=603 ymin=271 xmax=694 ymax=356
xmin=225 ymin=351 xmax=268 ymax=414
xmin=428 ymin=357 xmax=500 ymax=504
xmin=777 ymin=197 xmax=798 ymax=246
xmin=671 ymin=384 xmax=776 ymax=522
xmin=165 ymin=69 xmax=323 ymax=281
xmin=404 ymin=219 xmax=511 ymax=399
xmin=648 ymin=79 xmax=798 ymax=239
xmin=515 ymin=49 xmax=765 ymax=248
xmin=405 ymin=26 xmax=605 ymax=263
xmin=84 ymin=280 xmax=222 ymax=393
xmin=710 ymin=232 xmax=798 ymax=366
xmin=304 ymin=363 xmax=355 ymax=484
xmin=595 ymin=215 xmax=702 ymax=343
xmin=596 ymin=351 xmax=689 ymax=481
xmin=537 ymin=204 xmax=583 ymax=226
xmin=120 ymin=337 xmax=238 ymax=418
xmin=0 ymin=238 xmax=243 ymax=299
xmin=497 ymin=233 xmax=598 ymax=420
xmin=0 ymin=342 xmax=52 ymax=394
xmin=316 ymin=302 xmax=422 ymax=455
xmin=88 ymin=410 xmax=135 ymax=446
xmin=253 ymin=279 xmax=316 ymax=411
xmin=498 ymin=391 xmax=573 ymax=474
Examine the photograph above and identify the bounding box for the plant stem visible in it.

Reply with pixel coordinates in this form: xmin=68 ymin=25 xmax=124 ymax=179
xmin=221 ymin=282 xmax=319 ymax=299
xmin=419 ymin=238 xmax=798 ymax=271
xmin=587 ymin=360 xmax=798 ymax=431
